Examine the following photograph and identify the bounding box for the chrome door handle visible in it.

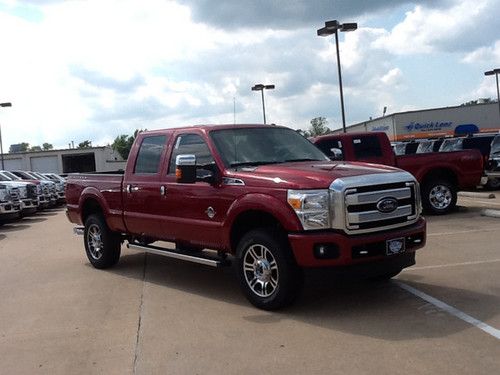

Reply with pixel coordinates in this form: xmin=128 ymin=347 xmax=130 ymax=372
xmin=126 ymin=185 xmax=140 ymax=193
xmin=160 ymin=186 xmax=167 ymax=195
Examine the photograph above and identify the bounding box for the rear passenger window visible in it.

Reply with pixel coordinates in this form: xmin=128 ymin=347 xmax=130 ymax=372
xmin=168 ymin=134 xmax=214 ymax=174
xmin=134 ymin=135 xmax=167 ymax=174
xmin=352 ymin=136 xmax=382 ymax=159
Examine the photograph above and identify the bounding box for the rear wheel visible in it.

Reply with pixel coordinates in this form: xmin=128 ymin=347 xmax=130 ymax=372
xmin=84 ymin=214 xmax=121 ymax=269
xmin=236 ymin=229 xmax=302 ymax=310
xmin=422 ymin=179 xmax=457 ymax=215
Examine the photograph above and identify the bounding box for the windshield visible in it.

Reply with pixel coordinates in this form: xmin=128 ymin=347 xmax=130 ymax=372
xmin=210 ymin=127 xmax=329 ymax=168
xmin=1 ymin=171 xmax=21 ymax=180
xmin=439 ymin=138 xmax=463 ymax=152
xmin=490 ymin=136 xmax=500 ymax=157
xmin=393 ymin=143 xmax=406 ymax=155
xmin=416 ymin=141 xmax=434 ymax=154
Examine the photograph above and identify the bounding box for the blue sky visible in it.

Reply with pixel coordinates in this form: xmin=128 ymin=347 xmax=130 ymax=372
xmin=0 ymin=0 xmax=498 ymax=149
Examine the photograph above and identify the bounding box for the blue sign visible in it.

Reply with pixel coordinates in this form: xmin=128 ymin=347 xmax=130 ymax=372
xmin=404 ymin=121 xmax=453 ymax=132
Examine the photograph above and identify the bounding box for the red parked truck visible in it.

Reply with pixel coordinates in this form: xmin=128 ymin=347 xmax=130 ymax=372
xmin=66 ymin=125 xmax=426 ymax=310
xmin=313 ymin=132 xmax=484 ymax=215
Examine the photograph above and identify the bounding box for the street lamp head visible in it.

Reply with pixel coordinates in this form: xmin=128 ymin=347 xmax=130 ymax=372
xmin=264 ymin=84 xmax=275 ymax=90
xmin=251 ymin=84 xmax=265 ymax=91
xmin=340 ymin=23 xmax=358 ymax=32
xmin=485 ymin=68 xmax=500 ymax=76
xmin=0 ymin=102 xmax=12 ymax=107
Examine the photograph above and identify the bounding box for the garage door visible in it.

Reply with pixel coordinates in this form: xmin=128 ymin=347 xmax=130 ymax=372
xmin=31 ymin=155 xmax=59 ymax=173
xmin=4 ymin=158 xmax=23 ymax=170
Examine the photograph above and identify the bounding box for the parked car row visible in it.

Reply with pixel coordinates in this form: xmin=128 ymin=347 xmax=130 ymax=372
xmin=391 ymin=133 xmax=500 ymax=190
xmin=0 ymin=170 xmax=66 ymax=224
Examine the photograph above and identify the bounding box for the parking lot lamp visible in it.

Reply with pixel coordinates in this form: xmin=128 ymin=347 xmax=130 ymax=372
xmin=0 ymin=102 xmax=12 ymax=170
xmin=484 ymin=68 xmax=500 ymax=121
xmin=251 ymin=84 xmax=275 ymax=124
xmin=317 ymin=20 xmax=357 ymax=133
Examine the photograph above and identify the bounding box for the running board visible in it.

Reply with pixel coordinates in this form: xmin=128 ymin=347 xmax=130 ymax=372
xmin=126 ymin=242 xmax=229 ymax=268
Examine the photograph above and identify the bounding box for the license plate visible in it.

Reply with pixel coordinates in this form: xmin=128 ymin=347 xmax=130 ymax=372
xmin=386 ymin=238 xmax=405 ymax=256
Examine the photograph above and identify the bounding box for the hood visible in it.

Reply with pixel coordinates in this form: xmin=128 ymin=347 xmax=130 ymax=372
xmin=229 ymin=161 xmax=403 ymax=189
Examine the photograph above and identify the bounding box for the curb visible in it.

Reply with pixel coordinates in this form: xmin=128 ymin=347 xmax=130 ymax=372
xmin=481 ymin=209 xmax=500 ymax=218
xmin=458 ymin=192 xmax=496 ymax=199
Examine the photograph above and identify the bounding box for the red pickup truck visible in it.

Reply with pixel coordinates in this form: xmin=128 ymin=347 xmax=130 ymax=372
xmin=313 ymin=132 xmax=484 ymax=215
xmin=66 ymin=125 xmax=426 ymax=310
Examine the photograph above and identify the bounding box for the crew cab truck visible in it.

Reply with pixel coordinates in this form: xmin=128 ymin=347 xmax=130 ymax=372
xmin=313 ymin=132 xmax=483 ymax=215
xmin=66 ymin=125 xmax=426 ymax=310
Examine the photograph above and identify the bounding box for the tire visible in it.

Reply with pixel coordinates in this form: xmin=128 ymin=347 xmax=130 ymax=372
xmin=236 ymin=229 xmax=303 ymax=310
xmin=369 ymin=268 xmax=402 ymax=282
xmin=422 ymin=179 xmax=457 ymax=215
xmin=485 ymin=178 xmax=500 ymax=191
xmin=84 ymin=214 xmax=121 ymax=269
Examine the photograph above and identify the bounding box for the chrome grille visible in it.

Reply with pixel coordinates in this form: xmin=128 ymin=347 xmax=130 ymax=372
xmin=9 ymin=187 xmax=20 ymax=202
xmin=329 ymin=172 xmax=421 ymax=235
xmin=344 ymin=182 xmax=418 ymax=233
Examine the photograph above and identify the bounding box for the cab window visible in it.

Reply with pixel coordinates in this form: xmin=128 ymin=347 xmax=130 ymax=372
xmin=352 ymin=136 xmax=382 ymax=159
xmin=134 ymin=135 xmax=167 ymax=174
xmin=168 ymin=134 xmax=214 ymax=174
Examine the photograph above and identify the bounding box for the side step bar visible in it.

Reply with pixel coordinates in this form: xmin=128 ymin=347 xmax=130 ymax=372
xmin=127 ymin=242 xmax=229 ymax=268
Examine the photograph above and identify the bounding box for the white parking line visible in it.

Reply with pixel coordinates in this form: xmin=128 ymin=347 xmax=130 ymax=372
xmin=397 ymin=282 xmax=500 ymax=340
xmin=428 ymin=228 xmax=499 ymax=237
xmin=405 ymin=259 xmax=500 ymax=271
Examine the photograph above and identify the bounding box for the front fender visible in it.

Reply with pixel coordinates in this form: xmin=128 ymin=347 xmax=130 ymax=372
xmin=222 ymin=193 xmax=303 ymax=246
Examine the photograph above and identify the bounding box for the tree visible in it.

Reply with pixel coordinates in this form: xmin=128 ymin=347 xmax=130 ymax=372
xmin=112 ymin=129 xmax=146 ymax=160
xmin=42 ymin=143 xmax=53 ymax=151
xmin=29 ymin=145 xmax=42 ymax=152
xmin=304 ymin=117 xmax=330 ymax=137
xmin=78 ymin=140 xmax=92 ymax=149
xmin=9 ymin=142 xmax=30 ymax=153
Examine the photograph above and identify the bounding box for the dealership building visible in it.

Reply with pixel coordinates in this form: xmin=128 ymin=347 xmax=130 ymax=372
xmin=0 ymin=146 xmax=126 ymax=174
xmin=341 ymin=102 xmax=500 ymax=141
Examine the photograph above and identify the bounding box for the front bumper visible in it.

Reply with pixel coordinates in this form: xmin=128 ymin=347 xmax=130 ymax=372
xmin=0 ymin=202 xmax=21 ymax=219
xmin=288 ymin=217 xmax=426 ymax=267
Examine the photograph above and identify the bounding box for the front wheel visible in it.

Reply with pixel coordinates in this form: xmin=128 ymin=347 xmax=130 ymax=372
xmin=84 ymin=214 xmax=121 ymax=269
xmin=236 ymin=229 xmax=302 ymax=310
xmin=422 ymin=179 xmax=457 ymax=215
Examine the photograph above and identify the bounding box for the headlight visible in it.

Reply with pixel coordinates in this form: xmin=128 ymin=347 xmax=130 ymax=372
xmin=0 ymin=187 xmax=10 ymax=202
xmin=287 ymin=189 xmax=331 ymax=230
xmin=20 ymin=186 xmax=28 ymax=198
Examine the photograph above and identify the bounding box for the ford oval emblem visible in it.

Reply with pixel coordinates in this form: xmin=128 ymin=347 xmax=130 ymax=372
xmin=377 ymin=197 xmax=398 ymax=213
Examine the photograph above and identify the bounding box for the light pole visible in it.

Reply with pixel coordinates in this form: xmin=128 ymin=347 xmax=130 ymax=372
xmin=484 ymin=68 xmax=500 ymax=121
xmin=251 ymin=84 xmax=275 ymax=124
xmin=317 ymin=20 xmax=357 ymax=133
xmin=0 ymin=102 xmax=12 ymax=170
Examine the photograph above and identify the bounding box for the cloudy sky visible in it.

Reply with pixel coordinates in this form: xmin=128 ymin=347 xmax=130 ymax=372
xmin=0 ymin=0 xmax=499 ymax=150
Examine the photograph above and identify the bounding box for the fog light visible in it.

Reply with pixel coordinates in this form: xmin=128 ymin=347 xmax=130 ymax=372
xmin=313 ymin=244 xmax=340 ymax=259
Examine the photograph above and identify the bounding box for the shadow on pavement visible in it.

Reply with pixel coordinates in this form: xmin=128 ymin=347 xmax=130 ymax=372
xmin=0 ymin=223 xmax=32 ymax=232
xmin=105 ymin=251 xmax=500 ymax=341
xmin=0 ymin=234 xmax=5 ymax=241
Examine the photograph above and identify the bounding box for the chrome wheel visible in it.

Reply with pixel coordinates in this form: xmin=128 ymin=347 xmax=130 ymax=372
xmin=429 ymin=184 xmax=452 ymax=210
xmin=243 ymin=244 xmax=279 ymax=298
xmin=87 ymin=223 xmax=103 ymax=260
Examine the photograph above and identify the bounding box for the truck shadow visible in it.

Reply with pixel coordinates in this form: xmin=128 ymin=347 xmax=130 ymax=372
xmin=0 ymin=234 xmax=5 ymax=241
xmin=110 ymin=252 xmax=500 ymax=341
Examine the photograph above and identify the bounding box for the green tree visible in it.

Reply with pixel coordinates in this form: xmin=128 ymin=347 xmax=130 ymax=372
xmin=42 ymin=143 xmax=53 ymax=151
xmin=30 ymin=145 xmax=42 ymax=152
xmin=78 ymin=140 xmax=92 ymax=149
xmin=112 ymin=129 xmax=146 ymax=160
xmin=305 ymin=117 xmax=330 ymax=137
xmin=9 ymin=142 xmax=30 ymax=153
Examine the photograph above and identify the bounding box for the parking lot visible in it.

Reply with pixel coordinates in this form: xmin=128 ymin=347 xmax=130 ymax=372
xmin=0 ymin=195 xmax=499 ymax=375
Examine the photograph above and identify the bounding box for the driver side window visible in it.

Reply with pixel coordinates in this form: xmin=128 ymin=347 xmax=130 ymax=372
xmin=168 ymin=134 xmax=215 ymax=174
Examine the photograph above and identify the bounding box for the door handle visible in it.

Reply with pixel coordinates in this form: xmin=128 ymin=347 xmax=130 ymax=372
xmin=160 ymin=186 xmax=167 ymax=196
xmin=126 ymin=185 xmax=140 ymax=193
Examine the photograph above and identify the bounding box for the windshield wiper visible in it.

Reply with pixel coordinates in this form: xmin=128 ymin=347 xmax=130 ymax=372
xmin=230 ymin=161 xmax=280 ymax=168
xmin=281 ymin=158 xmax=322 ymax=163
